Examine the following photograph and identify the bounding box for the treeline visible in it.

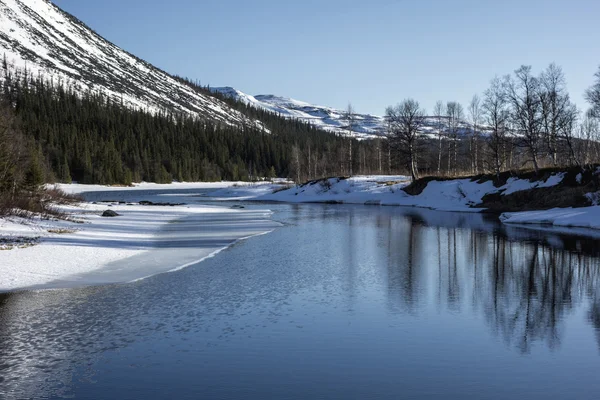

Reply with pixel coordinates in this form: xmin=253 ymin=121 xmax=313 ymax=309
xmin=386 ymin=63 xmax=600 ymax=180
xmin=0 ymin=65 xmax=389 ymax=187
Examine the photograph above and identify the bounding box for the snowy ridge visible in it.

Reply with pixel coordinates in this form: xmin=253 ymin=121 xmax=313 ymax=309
xmin=0 ymin=0 xmax=265 ymax=129
xmin=214 ymin=87 xmax=488 ymax=139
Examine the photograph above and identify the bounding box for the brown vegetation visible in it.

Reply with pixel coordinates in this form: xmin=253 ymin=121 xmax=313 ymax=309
xmin=0 ymin=101 xmax=82 ymax=218
xmin=403 ymin=165 xmax=600 ymax=213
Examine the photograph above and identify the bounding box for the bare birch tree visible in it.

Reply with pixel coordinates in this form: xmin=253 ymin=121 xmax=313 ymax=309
xmin=585 ymin=66 xmax=600 ymax=118
xmin=433 ymin=100 xmax=446 ymax=175
xmin=468 ymin=95 xmax=482 ymax=174
xmin=558 ymin=102 xmax=580 ymax=166
xmin=505 ymin=66 xmax=543 ymax=174
xmin=386 ymin=99 xmax=425 ymax=181
xmin=482 ymin=77 xmax=510 ymax=179
xmin=539 ymin=63 xmax=571 ymax=166
xmin=446 ymin=101 xmax=464 ymax=175
xmin=581 ymin=109 xmax=600 ymax=164
xmin=344 ymin=103 xmax=356 ymax=176
xmin=290 ymin=144 xmax=301 ymax=184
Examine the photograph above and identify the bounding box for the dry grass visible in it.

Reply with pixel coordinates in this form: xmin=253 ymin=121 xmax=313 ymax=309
xmin=376 ymin=180 xmax=406 ymax=186
xmin=0 ymin=186 xmax=82 ymax=220
xmin=47 ymin=228 xmax=77 ymax=234
xmin=0 ymin=236 xmax=39 ymax=250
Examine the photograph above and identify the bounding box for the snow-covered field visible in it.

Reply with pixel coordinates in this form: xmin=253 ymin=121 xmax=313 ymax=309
xmin=0 ymin=183 xmax=280 ymax=292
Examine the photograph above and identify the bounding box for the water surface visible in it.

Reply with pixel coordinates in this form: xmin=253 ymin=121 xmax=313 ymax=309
xmin=1 ymin=196 xmax=599 ymax=399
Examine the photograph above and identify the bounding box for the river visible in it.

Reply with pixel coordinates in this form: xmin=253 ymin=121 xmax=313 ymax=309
xmin=1 ymin=191 xmax=599 ymax=399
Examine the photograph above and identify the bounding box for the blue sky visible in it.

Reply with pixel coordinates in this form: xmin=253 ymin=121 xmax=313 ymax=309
xmin=54 ymin=0 xmax=600 ymax=116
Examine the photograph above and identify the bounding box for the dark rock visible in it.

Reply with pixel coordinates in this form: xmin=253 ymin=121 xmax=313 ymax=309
xmin=101 ymin=210 xmax=120 ymax=217
xmin=139 ymin=200 xmax=185 ymax=206
xmin=230 ymin=204 xmax=245 ymax=209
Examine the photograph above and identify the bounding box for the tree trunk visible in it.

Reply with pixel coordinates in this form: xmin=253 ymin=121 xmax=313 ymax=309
xmin=437 ymin=136 xmax=442 ymax=175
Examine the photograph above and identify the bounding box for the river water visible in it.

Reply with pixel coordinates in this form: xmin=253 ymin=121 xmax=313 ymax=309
xmin=1 ymin=191 xmax=600 ymax=399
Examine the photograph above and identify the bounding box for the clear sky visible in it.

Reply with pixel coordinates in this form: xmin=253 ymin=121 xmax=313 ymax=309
xmin=53 ymin=0 xmax=600 ymax=116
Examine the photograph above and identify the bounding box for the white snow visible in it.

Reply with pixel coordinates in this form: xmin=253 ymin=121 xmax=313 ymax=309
xmin=501 ymin=206 xmax=600 ymax=231
xmin=55 ymin=181 xmax=252 ymax=195
xmin=0 ymin=184 xmax=281 ymax=292
xmin=586 ymin=191 xmax=600 ymax=206
xmin=500 ymin=173 xmax=565 ymax=195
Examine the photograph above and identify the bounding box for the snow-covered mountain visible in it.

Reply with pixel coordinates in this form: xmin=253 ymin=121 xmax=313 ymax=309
xmin=214 ymin=87 xmax=484 ymax=139
xmin=214 ymin=87 xmax=386 ymax=139
xmin=0 ymin=0 xmax=263 ymax=128
xmin=0 ymin=0 xmax=486 ymax=140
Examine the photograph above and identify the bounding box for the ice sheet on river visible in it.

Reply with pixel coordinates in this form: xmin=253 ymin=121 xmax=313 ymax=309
xmin=0 ymin=200 xmax=280 ymax=291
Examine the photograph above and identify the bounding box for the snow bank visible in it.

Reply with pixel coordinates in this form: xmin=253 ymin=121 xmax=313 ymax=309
xmin=254 ymin=176 xmax=494 ymax=212
xmin=207 ymin=173 xmax=567 ymax=213
xmin=500 ymin=172 xmax=566 ymax=195
xmin=0 ymin=190 xmax=280 ymax=291
xmin=55 ymin=181 xmax=256 ymax=194
xmin=501 ymin=207 xmax=600 ymax=231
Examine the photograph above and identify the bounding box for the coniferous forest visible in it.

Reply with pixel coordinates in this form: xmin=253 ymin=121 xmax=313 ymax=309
xmin=1 ymin=65 xmax=384 ymax=187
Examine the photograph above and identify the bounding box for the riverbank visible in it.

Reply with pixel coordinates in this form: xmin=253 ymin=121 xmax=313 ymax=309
xmin=206 ymin=170 xmax=600 ymax=234
xmin=0 ymin=183 xmax=280 ymax=292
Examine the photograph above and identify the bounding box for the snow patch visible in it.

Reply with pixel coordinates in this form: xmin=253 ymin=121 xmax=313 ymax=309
xmin=501 ymin=206 xmax=600 ymax=231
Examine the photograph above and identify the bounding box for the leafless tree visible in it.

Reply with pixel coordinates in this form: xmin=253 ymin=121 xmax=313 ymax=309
xmin=585 ymin=66 xmax=600 ymax=118
xmin=446 ymin=101 xmax=464 ymax=175
xmin=482 ymin=77 xmax=510 ymax=179
xmin=468 ymin=95 xmax=482 ymax=174
xmin=505 ymin=66 xmax=543 ymax=174
xmin=344 ymin=103 xmax=356 ymax=176
xmin=290 ymin=144 xmax=301 ymax=184
xmin=557 ymin=102 xmax=580 ymax=166
xmin=374 ymin=139 xmax=383 ymax=174
xmin=581 ymin=109 xmax=600 ymax=164
xmin=539 ymin=63 xmax=571 ymax=166
xmin=386 ymin=99 xmax=425 ymax=181
xmin=433 ymin=100 xmax=446 ymax=175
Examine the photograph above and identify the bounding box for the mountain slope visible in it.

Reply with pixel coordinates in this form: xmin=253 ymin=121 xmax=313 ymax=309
xmin=214 ymin=87 xmax=485 ymax=139
xmin=0 ymin=0 xmax=262 ymax=128
xmin=214 ymin=87 xmax=386 ymax=139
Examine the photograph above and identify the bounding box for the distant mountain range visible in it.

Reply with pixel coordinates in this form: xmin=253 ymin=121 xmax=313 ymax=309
xmin=213 ymin=87 xmax=386 ymax=139
xmin=214 ymin=87 xmax=483 ymax=139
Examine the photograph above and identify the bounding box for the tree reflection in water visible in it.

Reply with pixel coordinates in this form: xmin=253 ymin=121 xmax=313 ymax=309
xmin=383 ymin=210 xmax=600 ymax=354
